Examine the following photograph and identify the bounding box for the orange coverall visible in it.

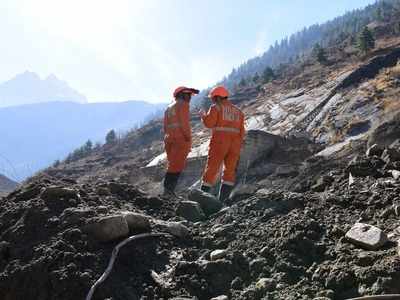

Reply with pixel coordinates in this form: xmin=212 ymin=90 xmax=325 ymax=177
xmin=163 ymin=99 xmax=191 ymax=173
xmin=201 ymin=99 xmax=245 ymax=187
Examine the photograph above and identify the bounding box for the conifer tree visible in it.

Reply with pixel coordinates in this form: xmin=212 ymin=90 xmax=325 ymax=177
xmin=357 ymin=26 xmax=375 ymax=54
xmin=105 ymin=129 xmax=117 ymax=145
xmin=312 ymin=43 xmax=327 ymax=64
xmin=262 ymin=67 xmax=275 ymax=83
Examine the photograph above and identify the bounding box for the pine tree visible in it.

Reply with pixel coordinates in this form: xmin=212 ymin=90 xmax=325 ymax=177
xmin=262 ymin=67 xmax=275 ymax=83
xmin=105 ymin=129 xmax=117 ymax=145
xmin=357 ymin=26 xmax=375 ymax=54
xmin=84 ymin=140 xmax=93 ymax=154
xmin=239 ymin=78 xmax=247 ymax=87
xmin=375 ymin=7 xmax=384 ymax=21
xmin=252 ymin=72 xmax=260 ymax=83
xmin=312 ymin=43 xmax=327 ymax=64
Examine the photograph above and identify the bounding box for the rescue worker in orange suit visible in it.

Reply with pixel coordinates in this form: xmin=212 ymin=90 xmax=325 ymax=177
xmin=199 ymin=86 xmax=245 ymax=202
xmin=163 ymin=86 xmax=199 ymax=196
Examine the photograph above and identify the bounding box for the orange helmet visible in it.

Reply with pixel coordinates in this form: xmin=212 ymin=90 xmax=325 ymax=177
xmin=173 ymin=86 xmax=200 ymax=98
xmin=208 ymin=86 xmax=229 ymax=99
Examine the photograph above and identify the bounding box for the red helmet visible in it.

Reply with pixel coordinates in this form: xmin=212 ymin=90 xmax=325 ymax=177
xmin=173 ymin=86 xmax=200 ymax=98
xmin=208 ymin=86 xmax=229 ymax=99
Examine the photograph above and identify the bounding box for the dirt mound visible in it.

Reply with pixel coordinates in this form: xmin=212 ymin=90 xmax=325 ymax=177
xmin=1 ymin=143 xmax=400 ymax=300
xmin=0 ymin=175 xmax=193 ymax=300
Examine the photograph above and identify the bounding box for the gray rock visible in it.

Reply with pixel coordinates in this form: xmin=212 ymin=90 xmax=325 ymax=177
xmin=255 ymin=278 xmax=276 ymax=292
xmin=176 ymin=200 xmax=205 ymax=222
xmin=368 ymin=114 xmax=400 ymax=149
xmin=346 ymin=155 xmax=380 ymax=177
xmin=83 ymin=215 xmax=129 ymax=242
xmin=188 ymin=189 xmax=222 ymax=215
xmin=230 ymin=184 xmax=259 ymax=202
xmin=121 ymin=211 xmax=151 ymax=232
xmin=41 ymin=186 xmax=79 ymax=201
xmin=345 ymin=222 xmax=388 ymax=250
xmin=382 ymin=147 xmax=400 ymax=163
xmin=366 ymin=144 xmax=383 ymax=157
xmin=199 ymin=259 xmax=234 ymax=294
xmin=210 ymin=249 xmax=228 ymax=261
xmin=249 ymin=258 xmax=268 ymax=276
xmin=311 ymin=175 xmax=333 ymax=192
xmin=164 ymin=222 xmax=190 ymax=238
xmin=61 ymin=207 xmax=95 ymax=225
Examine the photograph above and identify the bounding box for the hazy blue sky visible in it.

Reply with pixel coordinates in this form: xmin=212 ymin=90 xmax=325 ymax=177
xmin=0 ymin=0 xmax=376 ymax=103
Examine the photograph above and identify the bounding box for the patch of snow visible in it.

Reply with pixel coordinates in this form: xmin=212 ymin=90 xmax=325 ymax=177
xmin=147 ymin=152 xmax=166 ymax=167
xmin=246 ymin=115 xmax=266 ymax=130
xmin=146 ymin=141 xmax=209 ymax=167
xmin=270 ymin=104 xmax=287 ymax=120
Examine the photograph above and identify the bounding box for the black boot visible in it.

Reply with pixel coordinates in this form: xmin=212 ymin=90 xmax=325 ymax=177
xmin=163 ymin=173 xmax=174 ymax=196
xmin=201 ymin=185 xmax=211 ymax=193
xmin=219 ymin=184 xmax=233 ymax=203
xmin=163 ymin=172 xmax=180 ymax=197
xmin=169 ymin=172 xmax=181 ymax=192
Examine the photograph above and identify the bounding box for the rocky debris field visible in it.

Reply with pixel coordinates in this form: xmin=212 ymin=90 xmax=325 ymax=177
xmin=0 ymin=175 xmax=195 ymax=300
xmin=1 ymin=112 xmax=400 ymax=300
xmin=1 ymin=137 xmax=400 ymax=300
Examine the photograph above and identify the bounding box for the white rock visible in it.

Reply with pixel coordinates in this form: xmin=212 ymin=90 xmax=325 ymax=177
xmin=256 ymin=278 xmax=276 ymax=292
xmin=210 ymin=296 xmax=228 ymax=300
xmin=390 ymin=170 xmax=400 ymax=180
xmin=210 ymin=249 xmax=228 ymax=261
xmin=345 ymin=223 xmax=388 ymax=250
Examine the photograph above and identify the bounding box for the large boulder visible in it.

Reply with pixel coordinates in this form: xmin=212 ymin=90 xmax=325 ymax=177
xmin=346 ymin=155 xmax=383 ymax=177
xmin=210 ymin=249 xmax=228 ymax=261
xmin=83 ymin=215 xmax=129 ymax=242
xmin=163 ymin=221 xmax=190 ymax=238
xmin=176 ymin=201 xmax=205 ymax=222
xmin=188 ymin=189 xmax=223 ymax=215
xmin=41 ymin=186 xmax=79 ymax=201
xmin=345 ymin=223 xmax=388 ymax=250
xmin=121 ymin=211 xmax=151 ymax=232
xmin=368 ymin=113 xmax=400 ymax=148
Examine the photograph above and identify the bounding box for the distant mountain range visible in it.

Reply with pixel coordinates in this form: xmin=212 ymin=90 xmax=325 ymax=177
xmin=0 ymin=71 xmax=87 ymax=107
xmin=0 ymin=174 xmax=18 ymax=195
xmin=0 ymin=100 xmax=166 ymax=180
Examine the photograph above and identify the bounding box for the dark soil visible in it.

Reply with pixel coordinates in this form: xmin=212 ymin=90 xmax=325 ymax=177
xmin=1 ymin=140 xmax=400 ymax=300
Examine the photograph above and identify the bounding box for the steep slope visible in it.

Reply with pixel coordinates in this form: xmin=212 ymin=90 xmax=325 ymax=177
xmin=46 ymin=36 xmax=400 ymax=195
xmin=2 ymin=11 xmax=400 ymax=300
xmin=0 ymin=100 xmax=166 ymax=180
xmin=0 ymin=71 xmax=87 ymax=107
xmin=0 ymin=174 xmax=17 ymax=195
